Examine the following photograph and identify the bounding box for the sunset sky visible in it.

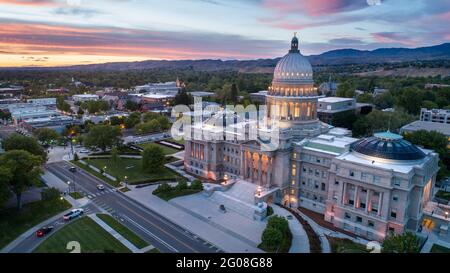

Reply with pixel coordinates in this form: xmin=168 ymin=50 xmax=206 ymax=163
xmin=0 ymin=0 xmax=449 ymax=67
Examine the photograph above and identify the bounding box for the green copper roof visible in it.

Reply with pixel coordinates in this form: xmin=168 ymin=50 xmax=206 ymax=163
xmin=305 ymin=142 xmax=344 ymax=154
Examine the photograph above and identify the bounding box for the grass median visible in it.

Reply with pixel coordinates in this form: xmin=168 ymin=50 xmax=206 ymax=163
xmin=96 ymin=214 xmax=149 ymax=249
xmin=34 ymin=217 xmax=131 ymax=253
xmin=0 ymin=199 xmax=72 ymax=249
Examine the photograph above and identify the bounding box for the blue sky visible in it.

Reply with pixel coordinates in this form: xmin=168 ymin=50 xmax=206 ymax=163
xmin=0 ymin=0 xmax=449 ymax=66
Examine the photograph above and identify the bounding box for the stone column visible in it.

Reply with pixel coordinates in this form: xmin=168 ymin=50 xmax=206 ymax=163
xmin=354 ymin=185 xmax=358 ymax=208
xmin=378 ymin=192 xmax=383 ymax=217
xmin=250 ymin=152 xmax=254 ymax=182
xmin=366 ymin=189 xmax=371 ymax=213
xmin=241 ymin=150 xmax=245 ymax=179
xmin=258 ymin=154 xmax=262 ymax=186
xmin=266 ymin=156 xmax=271 ymax=188
xmin=342 ymin=182 xmax=347 ymax=205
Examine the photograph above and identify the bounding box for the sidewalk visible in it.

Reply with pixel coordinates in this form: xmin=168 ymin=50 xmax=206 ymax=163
xmin=89 ymin=214 xmax=150 ymax=253
xmin=271 ymin=206 xmax=310 ymax=253
xmin=294 ymin=208 xmax=331 ymax=253
xmin=421 ymin=230 xmax=450 ymax=253
xmin=125 ymin=185 xmax=263 ymax=253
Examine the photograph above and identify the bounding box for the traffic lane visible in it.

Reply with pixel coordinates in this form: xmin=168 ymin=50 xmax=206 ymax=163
xmin=95 ymin=189 xmax=216 ymax=253
xmin=49 ymin=162 xmax=219 ymax=253
xmin=10 ymin=204 xmax=99 ymax=253
xmin=46 ymin=163 xmax=100 ymax=194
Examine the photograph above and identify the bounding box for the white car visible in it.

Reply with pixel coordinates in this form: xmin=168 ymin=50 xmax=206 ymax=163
xmin=79 ymin=149 xmax=90 ymax=154
xmin=63 ymin=208 xmax=84 ymax=221
xmin=97 ymin=184 xmax=105 ymax=191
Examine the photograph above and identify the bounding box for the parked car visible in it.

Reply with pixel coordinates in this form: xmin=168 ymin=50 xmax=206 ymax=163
xmin=97 ymin=184 xmax=105 ymax=191
xmin=63 ymin=209 xmax=84 ymax=221
xmin=36 ymin=226 xmax=54 ymax=237
xmin=79 ymin=149 xmax=90 ymax=154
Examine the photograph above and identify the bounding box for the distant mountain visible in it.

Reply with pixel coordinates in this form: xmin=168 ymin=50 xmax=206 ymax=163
xmin=2 ymin=43 xmax=450 ymax=72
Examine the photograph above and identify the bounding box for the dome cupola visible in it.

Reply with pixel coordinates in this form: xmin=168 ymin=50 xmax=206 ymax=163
xmin=351 ymin=131 xmax=426 ymax=161
xmin=273 ymin=33 xmax=313 ymax=84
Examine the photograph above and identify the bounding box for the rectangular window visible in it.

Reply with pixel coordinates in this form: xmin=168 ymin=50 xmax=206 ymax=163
xmin=373 ymin=176 xmax=381 ymax=183
xmin=356 ymin=216 xmax=363 ymax=223
xmin=334 ymin=180 xmax=339 ymax=185
xmin=361 ymin=172 xmax=368 ymax=181
xmin=368 ymin=221 xmax=375 ymax=228
xmin=359 ymin=202 xmax=366 ymax=209
xmin=321 ymin=183 xmax=326 ymax=191
xmin=349 ymin=170 xmax=355 ymax=177
xmin=348 ymin=199 xmax=354 ymax=206
xmin=393 ymin=195 xmax=399 ymax=202
xmin=390 ymin=209 xmax=397 ymax=219
xmin=345 ymin=213 xmax=351 ymax=219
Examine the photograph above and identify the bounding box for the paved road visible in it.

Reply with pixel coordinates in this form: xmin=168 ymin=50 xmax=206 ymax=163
xmin=8 ymin=204 xmax=99 ymax=253
xmin=45 ymin=162 xmax=221 ymax=253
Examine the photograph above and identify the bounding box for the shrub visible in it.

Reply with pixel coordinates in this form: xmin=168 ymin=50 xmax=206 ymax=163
xmin=153 ymin=183 xmax=172 ymax=195
xmin=266 ymin=206 xmax=274 ymax=217
xmin=41 ymin=187 xmax=61 ymax=201
xmin=261 ymin=227 xmax=283 ymax=252
xmin=190 ymin=180 xmax=203 ymax=191
xmin=175 ymin=180 xmax=188 ymax=191
xmin=267 ymin=216 xmax=290 ymax=237
xmin=73 ymin=153 xmax=79 ymax=161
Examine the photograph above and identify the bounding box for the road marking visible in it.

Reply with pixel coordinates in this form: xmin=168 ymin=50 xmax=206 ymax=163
xmin=120 ymin=214 xmax=178 ymax=253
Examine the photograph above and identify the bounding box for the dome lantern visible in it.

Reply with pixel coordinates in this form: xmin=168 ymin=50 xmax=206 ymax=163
xmin=290 ymin=32 xmax=300 ymax=53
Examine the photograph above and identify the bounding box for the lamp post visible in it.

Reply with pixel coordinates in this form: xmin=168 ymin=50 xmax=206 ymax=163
xmin=124 ymin=176 xmax=128 ymax=188
xmin=67 ymin=181 xmax=71 ymax=194
xmin=445 ymin=211 xmax=449 ymax=219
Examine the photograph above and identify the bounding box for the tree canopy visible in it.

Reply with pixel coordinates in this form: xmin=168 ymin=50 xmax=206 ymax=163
xmin=84 ymin=124 xmax=122 ymax=151
xmin=141 ymin=145 xmax=165 ymax=173
xmin=2 ymin=134 xmax=47 ymax=162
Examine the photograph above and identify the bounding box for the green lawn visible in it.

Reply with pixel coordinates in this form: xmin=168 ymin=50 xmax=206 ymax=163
xmin=436 ymin=190 xmax=450 ymax=201
xmin=83 ymin=158 xmax=180 ymax=185
xmin=0 ymin=199 xmax=72 ymax=249
xmin=97 ymin=214 xmax=148 ymax=249
xmin=34 ymin=217 xmax=131 ymax=253
xmin=166 ymin=138 xmax=185 ymax=145
xmin=69 ymin=192 xmax=83 ymax=199
xmin=327 ymin=236 xmax=369 ymax=253
xmin=154 ymin=189 xmax=202 ymax=201
xmin=138 ymin=142 xmax=179 ymax=155
xmin=431 ymin=244 xmax=450 ymax=253
xmin=72 ymin=161 xmax=120 ymax=187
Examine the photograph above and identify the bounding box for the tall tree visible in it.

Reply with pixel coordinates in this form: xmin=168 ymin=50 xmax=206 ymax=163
xmin=33 ymin=128 xmax=59 ymax=145
xmin=230 ymin=83 xmax=239 ymax=104
xmin=141 ymin=145 xmax=165 ymax=173
xmin=2 ymin=134 xmax=47 ymax=162
xmin=84 ymin=125 xmax=122 ymax=151
xmin=0 ymin=150 xmax=43 ymax=211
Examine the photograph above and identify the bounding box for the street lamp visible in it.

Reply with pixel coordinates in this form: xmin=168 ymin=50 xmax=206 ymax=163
xmin=445 ymin=211 xmax=449 ymax=219
xmin=256 ymin=186 xmax=262 ymax=197
xmin=67 ymin=181 xmax=71 ymax=194
xmin=124 ymin=176 xmax=128 ymax=188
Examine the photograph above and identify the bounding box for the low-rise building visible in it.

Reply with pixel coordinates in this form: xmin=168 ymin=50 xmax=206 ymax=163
xmin=26 ymin=98 xmax=57 ymax=107
xmin=317 ymin=97 xmax=372 ymax=125
xmin=73 ymin=94 xmax=99 ymax=102
xmin=420 ymin=108 xmax=450 ymax=124
xmin=400 ymin=120 xmax=450 ymax=147
xmin=249 ymin=90 xmax=268 ymax=104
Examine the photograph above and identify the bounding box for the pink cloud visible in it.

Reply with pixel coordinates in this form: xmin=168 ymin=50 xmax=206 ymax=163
xmin=0 ymin=0 xmax=57 ymax=6
xmin=262 ymin=0 xmax=368 ymax=17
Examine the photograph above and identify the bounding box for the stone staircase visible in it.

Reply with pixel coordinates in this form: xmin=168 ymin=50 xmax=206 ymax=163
xmin=209 ymin=180 xmax=263 ymax=220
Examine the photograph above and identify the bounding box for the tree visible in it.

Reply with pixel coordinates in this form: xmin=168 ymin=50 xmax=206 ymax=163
xmin=109 ymin=116 xmax=124 ymax=126
xmin=56 ymin=96 xmax=72 ymax=113
xmin=81 ymin=100 xmax=110 ymax=114
xmin=382 ymin=232 xmax=421 ymax=253
xmin=124 ymin=100 xmax=140 ymax=111
xmin=124 ymin=112 xmax=141 ymax=129
xmin=73 ymin=153 xmax=79 ymax=161
xmin=84 ymin=125 xmax=122 ymax=151
xmin=336 ymin=81 xmax=354 ymax=98
xmin=175 ymin=180 xmax=188 ymax=191
xmin=421 ymin=100 xmax=438 ymax=110
xmin=230 ymin=83 xmax=239 ymax=104
xmin=141 ymin=145 xmax=165 ymax=173
xmin=267 ymin=216 xmax=290 ymax=237
xmin=153 ymin=182 xmax=172 ymax=195
xmin=41 ymin=187 xmax=60 ymax=201
xmin=3 ymin=134 xmax=47 ymax=162
xmin=332 ymin=111 xmax=358 ymax=129
xmin=261 ymin=227 xmax=283 ymax=252
xmin=77 ymin=107 xmax=85 ymax=116
xmin=143 ymin=112 xmax=161 ymax=123
xmin=135 ymin=120 xmax=161 ymax=135
xmin=174 ymin=88 xmax=193 ymax=106
xmin=403 ymin=130 xmax=449 ymax=179
xmin=357 ymin=93 xmax=373 ymax=103
xmin=191 ymin=179 xmax=203 ymax=191
xmin=0 ymin=166 xmax=12 ymax=208
xmin=33 ymin=128 xmax=59 ymax=145
xmin=157 ymin=116 xmax=171 ymax=130
xmin=0 ymin=150 xmax=43 ymax=211
xmin=111 ymin=147 xmax=119 ymax=164
xmin=397 ymin=87 xmax=424 ymax=115
xmin=373 ymin=92 xmax=394 ymax=109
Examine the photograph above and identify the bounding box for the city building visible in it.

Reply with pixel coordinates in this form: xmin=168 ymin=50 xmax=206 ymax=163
xmin=9 ymin=106 xmax=59 ymax=126
xmin=134 ymin=81 xmax=181 ymax=96
xmin=22 ymin=116 xmax=80 ymax=133
xmin=317 ymin=97 xmax=372 ymax=125
xmin=318 ymin=76 xmax=338 ymax=96
xmin=46 ymin=88 xmax=70 ymax=95
xmin=72 ymin=94 xmax=100 ymax=102
xmin=26 ymin=98 xmax=57 ymax=107
xmin=373 ymin=87 xmax=389 ymax=96
xmin=420 ymin=108 xmax=450 ymax=124
xmin=400 ymin=120 xmax=450 ymax=147
xmin=249 ymin=90 xmax=268 ymax=104
xmin=183 ymin=35 xmax=439 ymax=240
xmin=0 ymin=86 xmax=23 ymax=98
xmin=188 ymin=91 xmax=215 ymax=99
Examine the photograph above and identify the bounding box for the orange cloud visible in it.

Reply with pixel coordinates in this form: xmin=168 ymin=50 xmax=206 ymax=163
xmin=0 ymin=0 xmax=57 ymax=6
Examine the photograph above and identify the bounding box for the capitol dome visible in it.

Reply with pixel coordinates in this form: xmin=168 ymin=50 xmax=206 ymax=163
xmin=351 ymin=132 xmax=426 ymax=161
xmin=273 ymin=34 xmax=313 ymax=83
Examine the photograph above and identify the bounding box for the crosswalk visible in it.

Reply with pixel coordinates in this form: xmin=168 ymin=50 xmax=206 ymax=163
xmin=87 ymin=188 xmax=116 ymax=199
